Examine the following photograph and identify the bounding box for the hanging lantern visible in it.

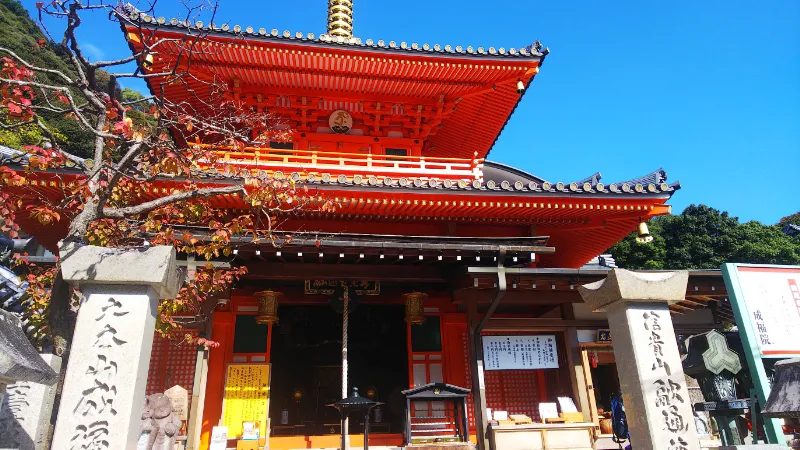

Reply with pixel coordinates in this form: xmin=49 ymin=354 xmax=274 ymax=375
xmin=636 ymin=218 xmax=653 ymax=244
xmin=589 ymin=351 xmax=598 ymax=369
xmin=404 ymin=292 xmax=428 ymax=324
xmin=255 ymin=290 xmax=282 ymax=324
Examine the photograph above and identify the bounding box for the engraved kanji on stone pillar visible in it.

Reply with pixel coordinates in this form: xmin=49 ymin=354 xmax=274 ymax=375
xmin=0 ymin=309 xmax=59 ymax=450
xmin=53 ymin=244 xmax=182 ymax=450
xmin=0 ymin=354 xmax=62 ymax=450
xmin=578 ymin=269 xmax=700 ymax=450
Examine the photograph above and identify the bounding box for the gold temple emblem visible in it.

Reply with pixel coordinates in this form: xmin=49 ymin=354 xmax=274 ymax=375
xmin=329 ymin=110 xmax=353 ymax=134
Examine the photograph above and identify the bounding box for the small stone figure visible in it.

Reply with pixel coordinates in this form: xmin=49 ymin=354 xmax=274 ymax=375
xmin=140 ymin=393 xmax=182 ymax=450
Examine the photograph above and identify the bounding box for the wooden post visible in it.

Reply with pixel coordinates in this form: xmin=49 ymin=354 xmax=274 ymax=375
xmin=363 ymin=410 xmax=370 ymax=450
xmin=186 ymin=335 xmax=210 ymax=449
xmin=198 ymin=311 xmax=235 ymax=449
xmin=461 ymin=398 xmax=469 ymax=442
xmin=466 ymin=298 xmax=489 ymax=450
xmin=564 ymin=327 xmax=592 ymax=423
xmin=405 ymin=398 xmax=412 ymax=445
xmin=341 ymin=287 xmax=350 ymax=450
xmin=580 ymin=347 xmax=600 ymax=427
xmin=266 ymin=323 xmax=273 ymax=363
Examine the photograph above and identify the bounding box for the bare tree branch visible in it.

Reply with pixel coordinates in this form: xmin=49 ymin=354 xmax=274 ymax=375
xmin=103 ymin=184 xmax=246 ymax=219
xmin=0 ymin=47 xmax=75 ymax=85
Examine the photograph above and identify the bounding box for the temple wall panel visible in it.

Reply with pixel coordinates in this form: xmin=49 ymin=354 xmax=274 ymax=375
xmin=146 ymin=330 xmax=199 ymax=402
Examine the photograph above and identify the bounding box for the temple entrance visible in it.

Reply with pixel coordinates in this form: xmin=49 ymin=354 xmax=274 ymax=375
xmin=267 ymin=304 xmax=409 ymax=438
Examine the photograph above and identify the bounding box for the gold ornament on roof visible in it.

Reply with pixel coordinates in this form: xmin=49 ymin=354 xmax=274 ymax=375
xmin=327 ymin=0 xmax=353 ymax=38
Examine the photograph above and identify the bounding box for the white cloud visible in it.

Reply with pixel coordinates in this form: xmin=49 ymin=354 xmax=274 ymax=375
xmin=82 ymin=43 xmax=105 ymax=61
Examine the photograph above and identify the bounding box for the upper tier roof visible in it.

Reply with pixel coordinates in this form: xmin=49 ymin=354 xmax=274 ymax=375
xmin=117 ymin=5 xmax=546 ymax=160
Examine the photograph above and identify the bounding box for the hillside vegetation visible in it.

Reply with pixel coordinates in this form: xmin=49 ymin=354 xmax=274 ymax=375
xmin=0 ymin=0 xmax=109 ymax=157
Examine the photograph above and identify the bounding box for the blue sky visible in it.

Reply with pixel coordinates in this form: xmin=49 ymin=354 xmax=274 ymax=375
xmin=21 ymin=0 xmax=800 ymax=224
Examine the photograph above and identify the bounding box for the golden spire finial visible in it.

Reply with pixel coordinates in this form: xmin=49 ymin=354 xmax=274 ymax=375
xmin=327 ymin=0 xmax=353 ymax=38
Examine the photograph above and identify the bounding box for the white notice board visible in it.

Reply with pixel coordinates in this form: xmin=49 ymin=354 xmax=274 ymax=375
xmin=733 ymin=266 xmax=800 ymax=355
xmin=482 ymin=335 xmax=559 ymax=370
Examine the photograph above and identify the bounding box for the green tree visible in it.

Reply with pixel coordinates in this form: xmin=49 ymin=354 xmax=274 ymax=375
xmin=778 ymin=211 xmax=800 ymax=228
xmin=0 ymin=0 xmax=127 ymax=158
xmin=608 ymin=205 xmax=800 ymax=270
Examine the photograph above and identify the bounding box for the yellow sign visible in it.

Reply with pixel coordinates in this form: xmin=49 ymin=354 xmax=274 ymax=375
xmin=221 ymin=363 xmax=270 ymax=439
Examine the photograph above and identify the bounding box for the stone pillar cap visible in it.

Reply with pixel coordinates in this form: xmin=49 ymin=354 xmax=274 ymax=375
xmin=59 ymin=243 xmax=183 ymax=299
xmin=0 ymin=309 xmax=58 ymax=385
xmin=577 ymin=268 xmax=689 ymax=312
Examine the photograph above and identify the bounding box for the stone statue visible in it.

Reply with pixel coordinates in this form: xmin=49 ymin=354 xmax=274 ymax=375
xmin=140 ymin=393 xmax=182 ymax=450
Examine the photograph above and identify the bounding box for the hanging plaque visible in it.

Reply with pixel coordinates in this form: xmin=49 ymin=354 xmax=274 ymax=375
xmin=304 ymin=280 xmax=380 ymax=295
xmin=596 ymin=329 xmax=612 ymax=343
xmin=221 ymin=363 xmax=270 ymax=439
xmin=482 ymin=335 xmax=559 ymax=370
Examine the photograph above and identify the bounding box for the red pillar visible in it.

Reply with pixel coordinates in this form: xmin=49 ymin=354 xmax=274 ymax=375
xmin=199 ymin=311 xmax=235 ymax=450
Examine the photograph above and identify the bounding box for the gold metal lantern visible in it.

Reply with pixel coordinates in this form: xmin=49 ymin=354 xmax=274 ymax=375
xmin=636 ymin=218 xmax=653 ymax=244
xmin=403 ymin=292 xmax=428 ymax=324
xmin=255 ymin=290 xmax=283 ymax=324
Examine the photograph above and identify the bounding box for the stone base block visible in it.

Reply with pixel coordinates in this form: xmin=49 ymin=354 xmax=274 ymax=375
xmin=407 ymin=444 xmax=475 ymax=450
xmin=718 ymin=446 xmax=789 ymax=449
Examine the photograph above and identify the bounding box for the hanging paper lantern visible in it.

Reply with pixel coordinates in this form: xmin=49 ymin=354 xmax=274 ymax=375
xmin=403 ymin=292 xmax=428 ymax=324
xmin=589 ymin=351 xmax=598 ymax=369
xmin=255 ymin=290 xmax=282 ymax=324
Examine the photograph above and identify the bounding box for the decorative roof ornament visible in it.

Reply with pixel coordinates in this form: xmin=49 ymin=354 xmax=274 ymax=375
xmin=327 ymin=0 xmax=353 ymax=38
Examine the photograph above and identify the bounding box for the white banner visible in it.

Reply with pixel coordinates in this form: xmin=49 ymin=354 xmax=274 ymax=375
xmin=482 ymin=335 xmax=559 ymax=370
xmin=735 ymin=266 xmax=800 ymax=355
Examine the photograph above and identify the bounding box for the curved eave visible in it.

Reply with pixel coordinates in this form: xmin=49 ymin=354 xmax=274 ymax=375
xmin=481 ymin=161 xmax=681 ymax=197
xmin=117 ymin=6 xmax=545 ymax=61
xmin=6 ymin=164 xmax=678 ymax=269
xmin=116 ymin=7 xmax=545 ymax=160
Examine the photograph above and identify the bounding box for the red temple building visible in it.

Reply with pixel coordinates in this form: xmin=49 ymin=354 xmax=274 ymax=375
xmin=2 ymin=2 xmax=735 ymax=450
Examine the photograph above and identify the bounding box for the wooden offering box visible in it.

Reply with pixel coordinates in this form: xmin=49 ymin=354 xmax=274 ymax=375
xmin=488 ymin=422 xmax=595 ymax=450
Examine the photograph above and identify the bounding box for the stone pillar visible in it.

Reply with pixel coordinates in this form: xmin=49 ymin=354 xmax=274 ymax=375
xmin=0 ymin=354 xmax=62 ymax=450
xmin=578 ymin=269 xmax=700 ymax=450
xmin=0 ymin=308 xmax=59 ymax=449
xmin=52 ymin=244 xmax=181 ymax=450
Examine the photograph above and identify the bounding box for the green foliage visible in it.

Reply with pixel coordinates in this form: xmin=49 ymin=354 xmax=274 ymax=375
xmin=0 ymin=120 xmax=66 ymax=148
xmin=609 ymin=205 xmax=800 ymax=270
xmin=121 ymin=87 xmax=156 ymax=128
xmin=0 ymin=0 xmax=74 ymax=79
xmin=0 ymin=0 xmax=135 ymax=158
xmin=0 ymin=121 xmax=43 ymax=148
xmin=778 ymin=211 xmax=800 ymax=227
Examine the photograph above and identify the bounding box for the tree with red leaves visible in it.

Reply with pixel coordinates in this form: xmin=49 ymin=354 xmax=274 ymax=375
xmin=0 ymin=1 xmax=333 ymax=355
